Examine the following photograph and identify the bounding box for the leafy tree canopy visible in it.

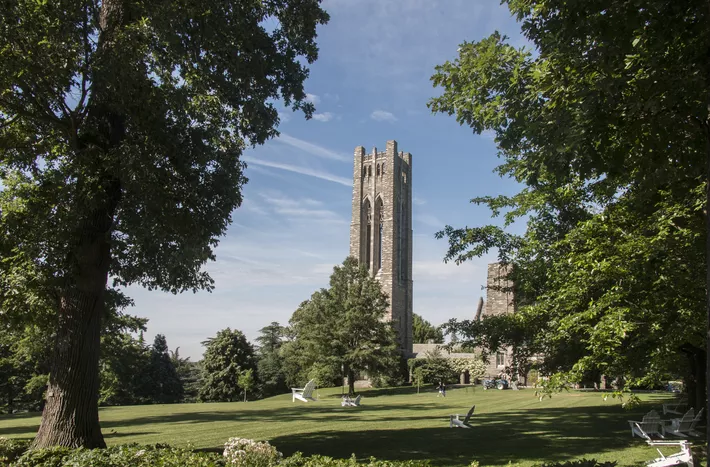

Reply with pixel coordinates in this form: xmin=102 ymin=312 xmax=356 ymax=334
xmin=287 ymin=257 xmax=401 ymax=395
xmin=429 ymin=0 xmax=709 ymax=416
xmin=199 ymin=328 xmax=256 ymax=403
xmin=412 ymin=313 xmax=444 ymax=344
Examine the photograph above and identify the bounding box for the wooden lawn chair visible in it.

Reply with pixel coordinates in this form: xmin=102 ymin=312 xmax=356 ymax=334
xmin=341 ymin=394 xmax=362 ymax=407
xmin=663 ymin=408 xmax=704 ymax=438
xmin=292 ymin=379 xmax=317 ymax=402
xmin=628 ymin=410 xmax=663 ymax=438
xmin=449 ymin=405 xmax=475 ymax=428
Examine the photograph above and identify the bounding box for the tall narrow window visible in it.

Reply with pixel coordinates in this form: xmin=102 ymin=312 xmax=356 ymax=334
xmin=377 ymin=199 xmax=384 ymax=271
xmin=496 ymin=351 xmax=505 ymax=367
xmin=365 ymin=200 xmax=372 ymax=269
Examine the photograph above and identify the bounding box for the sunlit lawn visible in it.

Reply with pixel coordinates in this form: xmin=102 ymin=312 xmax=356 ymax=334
xmin=0 ymin=386 xmax=692 ymax=466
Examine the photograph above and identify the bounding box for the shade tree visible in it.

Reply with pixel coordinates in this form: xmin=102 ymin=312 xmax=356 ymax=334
xmin=428 ymin=0 xmax=708 ymax=421
xmin=287 ymin=257 xmax=401 ymax=395
xmin=0 ymin=0 xmax=329 ymax=448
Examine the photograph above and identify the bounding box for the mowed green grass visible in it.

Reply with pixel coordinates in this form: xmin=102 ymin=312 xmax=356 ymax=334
xmin=0 ymin=386 xmax=687 ymax=466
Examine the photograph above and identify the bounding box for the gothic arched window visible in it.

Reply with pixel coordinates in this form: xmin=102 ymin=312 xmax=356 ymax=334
xmin=368 ymin=165 xmax=372 ymax=177
xmin=364 ymin=199 xmax=372 ymax=269
xmin=377 ymin=198 xmax=384 ymax=271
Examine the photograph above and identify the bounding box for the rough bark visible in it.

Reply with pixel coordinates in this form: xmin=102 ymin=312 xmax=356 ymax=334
xmin=32 ymin=184 xmax=119 ymax=448
xmin=706 ymin=113 xmax=710 ymax=465
xmin=680 ymin=343 xmax=706 ymax=416
xmin=348 ymin=369 xmax=355 ymax=396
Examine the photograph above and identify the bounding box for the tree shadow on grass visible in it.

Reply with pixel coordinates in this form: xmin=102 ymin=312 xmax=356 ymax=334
xmin=0 ymin=411 xmax=42 ymax=421
xmin=93 ymin=402 xmax=442 ymax=430
xmin=264 ymin=405 xmax=660 ymax=467
xmin=0 ymin=425 xmax=39 ymax=436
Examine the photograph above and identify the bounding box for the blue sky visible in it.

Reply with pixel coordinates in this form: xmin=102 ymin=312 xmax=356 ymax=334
xmin=125 ymin=0 xmax=528 ymax=360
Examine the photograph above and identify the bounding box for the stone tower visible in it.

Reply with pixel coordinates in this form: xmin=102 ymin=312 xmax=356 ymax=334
xmin=349 ymin=141 xmax=413 ymax=354
xmin=482 ymin=262 xmax=516 ymax=378
xmin=485 ymin=263 xmax=516 ymax=316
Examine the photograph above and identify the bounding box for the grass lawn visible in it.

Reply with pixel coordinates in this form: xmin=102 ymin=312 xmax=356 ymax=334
xmin=0 ymin=386 xmax=690 ymax=466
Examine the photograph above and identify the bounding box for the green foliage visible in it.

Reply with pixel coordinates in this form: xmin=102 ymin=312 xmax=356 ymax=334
xmin=200 ymin=328 xmax=256 ymax=402
xmin=408 ymin=350 xmax=459 ymax=385
xmin=0 ymin=437 xmax=30 ymax=465
xmin=282 ymin=453 xmax=432 ymax=467
xmin=0 ymin=325 xmax=51 ymax=413
xmin=10 ymin=445 xmax=222 ymax=467
xmin=237 ymin=369 xmax=255 ymax=403
xmin=412 ymin=367 xmax=425 ymax=393
xmin=538 ymin=460 xmax=617 ymax=467
xmin=412 ymin=314 xmax=443 ymax=344
xmin=287 ymin=257 xmax=401 ymax=394
xmin=256 ymin=322 xmax=288 ymax=398
xmin=171 ymin=351 xmax=202 ymax=403
xmin=428 ymin=0 xmax=710 ymax=409
xmin=147 ymin=335 xmax=183 ymax=404
xmin=307 ymin=362 xmax=341 ymax=388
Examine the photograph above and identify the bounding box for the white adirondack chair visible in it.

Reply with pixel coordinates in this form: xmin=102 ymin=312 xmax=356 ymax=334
xmin=645 ymin=440 xmax=694 ymax=467
xmin=629 ymin=410 xmax=663 ymax=438
xmin=341 ymin=394 xmax=362 ymax=407
xmin=292 ymin=379 xmax=317 ymax=403
xmin=662 ymin=399 xmax=688 ymax=416
xmin=633 ymin=421 xmax=695 ymax=467
xmin=449 ymin=405 xmax=475 ymax=428
xmin=663 ymin=408 xmax=704 ymax=438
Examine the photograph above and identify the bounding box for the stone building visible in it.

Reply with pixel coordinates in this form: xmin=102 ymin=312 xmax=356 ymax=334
xmin=411 ymin=262 xmax=518 ymax=383
xmin=481 ymin=262 xmax=516 ymax=378
xmin=349 ymin=141 xmax=413 ymax=354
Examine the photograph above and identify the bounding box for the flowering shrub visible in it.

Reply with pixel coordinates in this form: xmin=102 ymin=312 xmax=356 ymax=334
xmin=223 ymin=437 xmax=282 ymax=467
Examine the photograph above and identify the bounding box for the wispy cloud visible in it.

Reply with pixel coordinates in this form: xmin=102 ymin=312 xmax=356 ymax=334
xmin=243 ymin=156 xmax=351 ymax=187
xmin=278 ymin=111 xmax=292 ymax=123
xmin=259 ymin=192 xmax=345 ymax=223
xmin=312 ymin=112 xmax=335 ymax=122
xmin=305 ymin=93 xmax=320 ymax=104
xmin=370 ymin=110 xmax=397 ymax=122
xmin=259 ymin=192 xmax=323 ymax=209
xmin=274 ymin=133 xmax=349 ymax=162
xmin=413 ymin=197 xmax=426 ymax=206
xmin=415 ymin=213 xmax=443 ymax=229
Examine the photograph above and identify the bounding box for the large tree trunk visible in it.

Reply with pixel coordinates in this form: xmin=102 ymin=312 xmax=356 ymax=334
xmin=705 ymin=65 xmax=710 ymax=464
xmin=33 ymin=201 xmax=117 ymax=449
xmin=680 ymin=344 xmax=706 ymax=416
xmin=348 ymin=369 xmax=355 ymax=396
xmin=32 ymin=0 xmax=126 ymax=449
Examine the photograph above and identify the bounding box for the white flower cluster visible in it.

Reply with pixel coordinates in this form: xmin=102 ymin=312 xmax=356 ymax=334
xmin=223 ymin=437 xmax=283 ymax=467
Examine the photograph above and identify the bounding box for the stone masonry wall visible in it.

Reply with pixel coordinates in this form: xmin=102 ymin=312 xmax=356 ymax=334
xmin=482 ymin=263 xmax=515 ymax=378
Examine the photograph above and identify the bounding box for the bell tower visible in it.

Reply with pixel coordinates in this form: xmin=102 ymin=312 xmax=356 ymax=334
xmin=349 ymin=140 xmax=413 ymax=354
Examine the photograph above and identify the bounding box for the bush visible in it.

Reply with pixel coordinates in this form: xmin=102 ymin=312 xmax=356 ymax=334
xmin=538 ymin=459 xmax=617 ymax=467
xmin=0 ymin=438 xmax=30 ymax=466
xmin=12 ymin=444 xmax=223 ymax=467
xmin=282 ymin=452 xmax=433 ymax=466
xmin=4 ymin=440 xmax=444 ymax=467
xmin=223 ymin=438 xmax=281 ymax=467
